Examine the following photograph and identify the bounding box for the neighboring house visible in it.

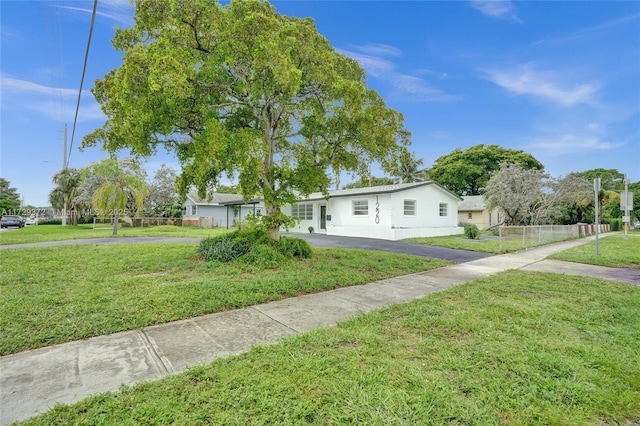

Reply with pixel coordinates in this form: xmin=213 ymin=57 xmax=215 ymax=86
xmin=457 ymin=195 xmax=501 ymax=230
xmin=284 ymin=181 xmax=463 ymax=240
xmin=182 ymin=193 xmax=263 ymax=228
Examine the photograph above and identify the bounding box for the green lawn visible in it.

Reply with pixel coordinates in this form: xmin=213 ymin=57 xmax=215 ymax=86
xmin=0 ymin=244 xmax=448 ymax=355
xmin=19 ymin=270 xmax=640 ymax=425
xmin=404 ymin=233 xmax=539 ymax=254
xmin=405 ymin=234 xmax=504 ymax=253
xmin=0 ymin=224 xmax=227 ymax=245
xmin=549 ymin=234 xmax=640 ymax=269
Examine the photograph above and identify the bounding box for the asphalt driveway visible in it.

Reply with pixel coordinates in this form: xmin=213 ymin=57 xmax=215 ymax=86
xmin=0 ymin=233 xmax=491 ymax=263
xmin=285 ymin=233 xmax=491 ymax=262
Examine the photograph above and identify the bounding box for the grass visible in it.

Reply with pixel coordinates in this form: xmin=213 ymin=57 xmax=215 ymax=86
xmin=549 ymin=233 xmax=640 ymax=269
xmin=0 ymin=244 xmax=448 ymax=355
xmin=404 ymin=233 xmax=541 ymax=254
xmin=19 ymin=270 xmax=640 ymax=425
xmin=0 ymin=224 xmax=228 ymax=245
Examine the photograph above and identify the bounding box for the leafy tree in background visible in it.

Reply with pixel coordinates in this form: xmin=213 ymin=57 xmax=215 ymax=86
xmin=574 ymin=168 xmax=625 ymax=190
xmin=426 ymin=144 xmax=544 ymax=196
xmin=342 ymin=176 xmax=396 ymax=190
xmin=48 ymin=168 xmax=82 ymax=225
xmin=484 ymin=163 xmax=591 ymax=225
xmin=83 ymin=0 xmax=409 ymax=240
xmin=146 ymin=164 xmax=179 ymax=216
xmin=0 ymin=178 xmax=21 ymax=213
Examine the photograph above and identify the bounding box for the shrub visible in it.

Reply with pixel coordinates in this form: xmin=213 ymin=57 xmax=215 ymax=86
xmin=280 ymin=236 xmax=313 ymax=259
xmin=241 ymin=244 xmax=289 ymax=269
xmin=199 ymin=233 xmax=250 ymax=262
xmin=464 ymin=223 xmax=481 ymax=240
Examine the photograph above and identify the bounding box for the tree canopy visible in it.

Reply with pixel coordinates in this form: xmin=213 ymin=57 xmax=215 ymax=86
xmin=427 ymin=144 xmax=544 ymax=196
xmin=484 ymin=164 xmax=592 ymax=225
xmin=87 ymin=158 xmax=148 ymax=235
xmin=0 ymin=178 xmax=21 ymax=213
xmin=83 ymin=0 xmax=409 ymax=239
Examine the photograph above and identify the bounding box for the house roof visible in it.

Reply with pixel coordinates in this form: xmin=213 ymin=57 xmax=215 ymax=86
xmin=186 ymin=181 xmax=462 ymax=206
xmin=304 ymin=181 xmax=463 ymax=201
xmin=186 ymin=192 xmax=248 ymax=205
xmin=458 ymin=195 xmax=487 ymax=211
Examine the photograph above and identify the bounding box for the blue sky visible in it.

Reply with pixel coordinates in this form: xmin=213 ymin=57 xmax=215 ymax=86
xmin=1 ymin=0 xmax=639 ymax=207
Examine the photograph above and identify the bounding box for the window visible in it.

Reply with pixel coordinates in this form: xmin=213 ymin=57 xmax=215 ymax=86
xmin=353 ymin=200 xmax=368 ymax=216
xmin=468 ymin=212 xmax=473 ymax=219
xmin=404 ymin=200 xmax=416 ymax=216
xmin=190 ymin=205 xmax=197 ymax=216
xmin=291 ymin=204 xmax=313 ymax=220
xmin=439 ymin=203 xmax=448 ymax=217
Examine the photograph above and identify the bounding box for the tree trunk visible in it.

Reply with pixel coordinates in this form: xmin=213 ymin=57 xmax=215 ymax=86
xmin=112 ymin=211 xmax=119 ymax=236
xmin=265 ymin=201 xmax=280 ymax=241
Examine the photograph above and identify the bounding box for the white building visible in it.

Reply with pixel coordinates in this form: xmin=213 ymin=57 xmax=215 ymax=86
xmin=181 ymin=182 xmax=463 ymax=240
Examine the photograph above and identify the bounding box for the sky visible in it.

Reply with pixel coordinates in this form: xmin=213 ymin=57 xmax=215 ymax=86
xmin=1 ymin=0 xmax=639 ymax=207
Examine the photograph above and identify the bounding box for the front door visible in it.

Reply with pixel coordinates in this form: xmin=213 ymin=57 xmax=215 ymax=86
xmin=320 ymin=205 xmax=327 ymax=231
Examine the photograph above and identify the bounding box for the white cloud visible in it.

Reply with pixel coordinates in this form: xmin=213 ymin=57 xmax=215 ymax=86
xmin=485 ymin=63 xmax=598 ymax=107
xmin=0 ymin=76 xmax=80 ymax=97
xmin=470 ymin=0 xmax=522 ymax=23
xmin=337 ymin=45 xmax=458 ymax=102
xmin=530 ymin=134 xmax=622 ymax=153
xmin=0 ymin=75 xmax=102 ymax=122
xmin=58 ymin=0 xmax=134 ymax=27
xmin=351 ymin=43 xmax=402 ymax=58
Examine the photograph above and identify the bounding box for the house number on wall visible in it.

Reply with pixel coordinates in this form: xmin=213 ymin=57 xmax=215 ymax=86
xmin=375 ymin=196 xmax=380 ymax=224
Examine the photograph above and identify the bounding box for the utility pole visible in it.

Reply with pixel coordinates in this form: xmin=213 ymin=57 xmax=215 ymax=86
xmin=594 ymin=177 xmax=600 ymax=256
xmin=62 ymin=124 xmax=68 ymax=226
xmin=623 ymin=174 xmax=630 ymax=241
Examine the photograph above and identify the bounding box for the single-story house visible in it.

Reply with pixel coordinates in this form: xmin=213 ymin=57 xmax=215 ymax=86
xmin=284 ymin=181 xmax=463 ymax=240
xmin=457 ymin=195 xmax=501 ymax=230
xmin=182 ymin=193 xmax=263 ymax=228
xmin=182 ymin=181 xmax=463 ymax=240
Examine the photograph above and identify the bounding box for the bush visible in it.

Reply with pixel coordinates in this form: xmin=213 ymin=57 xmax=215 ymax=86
xmin=464 ymin=223 xmax=481 ymax=240
xmin=241 ymin=244 xmax=289 ymax=269
xmin=199 ymin=233 xmax=250 ymax=262
xmin=280 ymin=236 xmax=313 ymax=259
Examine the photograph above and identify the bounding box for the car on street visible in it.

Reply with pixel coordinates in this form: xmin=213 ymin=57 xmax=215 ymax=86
xmin=635 ymin=221 xmax=640 ymax=230
xmin=0 ymin=215 xmax=25 ymax=228
xmin=25 ymin=215 xmax=38 ymax=226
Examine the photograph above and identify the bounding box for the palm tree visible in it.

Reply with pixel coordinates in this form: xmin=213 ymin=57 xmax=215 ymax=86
xmin=50 ymin=168 xmax=81 ymax=225
xmin=394 ymin=150 xmax=425 ymax=184
xmin=90 ymin=159 xmax=148 ymax=235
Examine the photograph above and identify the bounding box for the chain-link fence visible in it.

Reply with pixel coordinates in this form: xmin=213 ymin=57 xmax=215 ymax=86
xmin=92 ymin=217 xmax=183 ymax=230
xmin=497 ymin=224 xmax=610 ymax=253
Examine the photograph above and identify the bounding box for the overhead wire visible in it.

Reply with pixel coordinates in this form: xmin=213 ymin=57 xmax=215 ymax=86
xmin=67 ymin=0 xmax=98 ymax=168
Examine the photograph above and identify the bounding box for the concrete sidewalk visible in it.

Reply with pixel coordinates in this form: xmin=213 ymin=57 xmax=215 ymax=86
xmin=2 ymin=235 xmax=638 ymax=425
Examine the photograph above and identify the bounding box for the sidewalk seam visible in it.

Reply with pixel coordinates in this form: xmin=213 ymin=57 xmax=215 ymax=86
xmin=248 ymin=306 xmax=302 ymax=334
xmin=138 ymin=330 xmax=173 ymax=375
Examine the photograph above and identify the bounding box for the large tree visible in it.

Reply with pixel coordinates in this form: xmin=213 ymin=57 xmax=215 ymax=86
xmin=426 ymin=144 xmax=544 ymax=196
xmin=83 ymin=0 xmax=409 ymax=240
xmin=0 ymin=178 xmax=21 ymax=213
xmin=484 ymin=163 xmax=592 ymax=225
xmin=145 ymin=163 xmax=179 ymax=216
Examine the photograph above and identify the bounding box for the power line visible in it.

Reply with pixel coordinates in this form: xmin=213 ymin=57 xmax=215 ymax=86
xmin=67 ymin=0 xmax=98 ymax=167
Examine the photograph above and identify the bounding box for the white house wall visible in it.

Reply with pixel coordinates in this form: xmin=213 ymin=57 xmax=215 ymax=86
xmin=281 ymin=185 xmax=458 ymax=240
